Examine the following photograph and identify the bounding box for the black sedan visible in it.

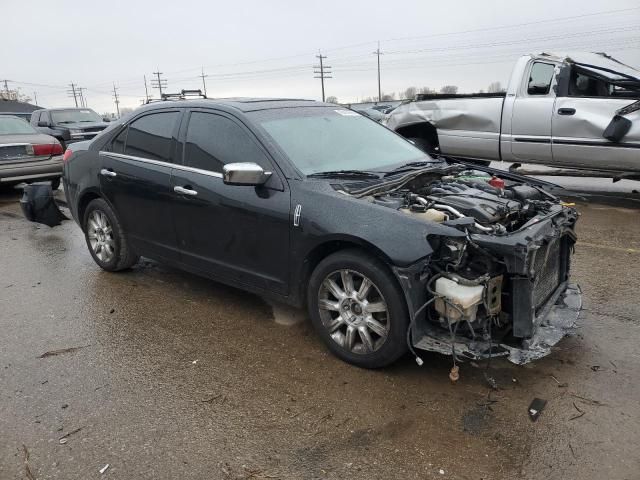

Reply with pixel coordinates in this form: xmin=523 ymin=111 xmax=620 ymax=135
xmin=0 ymin=115 xmax=63 ymax=189
xmin=55 ymin=98 xmax=581 ymax=368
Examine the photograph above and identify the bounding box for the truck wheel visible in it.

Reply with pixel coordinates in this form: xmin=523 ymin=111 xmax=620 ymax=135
xmin=83 ymin=198 xmax=139 ymax=271
xmin=307 ymin=249 xmax=409 ymax=368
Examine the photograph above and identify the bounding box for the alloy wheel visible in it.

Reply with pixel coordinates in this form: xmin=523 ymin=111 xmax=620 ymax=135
xmin=317 ymin=269 xmax=390 ymax=354
xmin=87 ymin=210 xmax=115 ymax=263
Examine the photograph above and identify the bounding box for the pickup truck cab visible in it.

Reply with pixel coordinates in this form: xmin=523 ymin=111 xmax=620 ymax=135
xmin=31 ymin=108 xmax=110 ymax=150
xmin=384 ymin=52 xmax=640 ymax=173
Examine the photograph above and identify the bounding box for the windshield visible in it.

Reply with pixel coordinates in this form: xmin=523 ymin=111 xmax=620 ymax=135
xmin=51 ymin=109 xmax=102 ymax=124
xmin=253 ymin=107 xmax=428 ymax=175
xmin=0 ymin=116 xmax=38 ymax=135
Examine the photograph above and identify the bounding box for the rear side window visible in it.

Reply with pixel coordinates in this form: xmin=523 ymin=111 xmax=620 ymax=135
xmin=124 ymin=111 xmax=179 ymax=162
xmin=184 ymin=112 xmax=270 ymax=172
xmin=527 ymin=62 xmax=555 ymax=95
xmin=111 ymin=128 xmax=127 ymax=154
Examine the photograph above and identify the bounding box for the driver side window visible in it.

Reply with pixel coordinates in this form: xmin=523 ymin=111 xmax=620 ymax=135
xmin=527 ymin=62 xmax=555 ymax=95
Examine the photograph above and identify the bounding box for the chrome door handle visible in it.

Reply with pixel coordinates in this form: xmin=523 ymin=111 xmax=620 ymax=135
xmin=557 ymin=108 xmax=576 ymax=116
xmin=174 ymin=186 xmax=198 ymax=196
xmin=100 ymin=168 xmax=117 ymax=177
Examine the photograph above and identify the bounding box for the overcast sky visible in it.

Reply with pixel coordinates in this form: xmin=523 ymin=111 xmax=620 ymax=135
xmin=2 ymin=0 xmax=639 ymax=114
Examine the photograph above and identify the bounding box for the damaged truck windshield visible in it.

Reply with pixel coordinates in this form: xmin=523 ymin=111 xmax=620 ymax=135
xmin=31 ymin=98 xmax=581 ymax=369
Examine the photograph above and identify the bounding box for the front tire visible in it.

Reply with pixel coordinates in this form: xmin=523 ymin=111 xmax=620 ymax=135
xmin=307 ymin=249 xmax=409 ymax=368
xmin=83 ymin=198 xmax=139 ymax=271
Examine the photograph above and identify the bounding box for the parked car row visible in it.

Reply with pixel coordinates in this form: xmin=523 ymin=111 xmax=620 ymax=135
xmin=0 ymin=107 xmax=110 ymax=189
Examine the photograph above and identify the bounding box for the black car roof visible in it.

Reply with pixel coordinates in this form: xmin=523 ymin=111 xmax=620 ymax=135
xmin=140 ymin=97 xmax=331 ymax=113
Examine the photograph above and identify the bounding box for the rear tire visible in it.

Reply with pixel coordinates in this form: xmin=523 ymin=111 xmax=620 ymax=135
xmin=307 ymin=249 xmax=409 ymax=368
xmin=83 ymin=198 xmax=139 ymax=271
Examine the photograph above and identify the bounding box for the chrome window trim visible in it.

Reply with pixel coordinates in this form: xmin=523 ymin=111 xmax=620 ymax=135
xmin=99 ymin=151 xmax=224 ymax=178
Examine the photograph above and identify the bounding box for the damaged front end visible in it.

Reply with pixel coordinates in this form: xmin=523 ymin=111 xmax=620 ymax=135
xmin=360 ymin=167 xmax=581 ymax=365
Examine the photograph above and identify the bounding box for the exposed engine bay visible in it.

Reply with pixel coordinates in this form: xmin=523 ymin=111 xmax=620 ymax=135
xmin=346 ymin=165 xmax=582 ymax=364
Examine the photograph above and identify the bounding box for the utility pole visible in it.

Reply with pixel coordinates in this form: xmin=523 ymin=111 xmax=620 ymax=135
xmin=33 ymin=91 xmax=38 ymax=105
xmin=313 ymin=51 xmax=332 ymax=102
xmin=2 ymin=80 xmax=9 ymax=95
xmin=143 ymin=75 xmax=150 ymax=102
xmin=151 ymin=69 xmax=167 ymax=97
xmin=373 ymin=41 xmax=383 ymax=102
xmin=77 ymin=87 xmax=87 ymax=107
xmin=199 ymin=67 xmax=208 ymax=97
xmin=67 ymin=82 xmax=79 ymax=107
xmin=112 ymin=83 xmax=120 ymax=118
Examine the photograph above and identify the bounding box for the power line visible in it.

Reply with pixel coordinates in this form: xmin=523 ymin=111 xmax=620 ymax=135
xmin=112 ymin=83 xmax=120 ymax=117
xmin=373 ymin=41 xmax=383 ymax=101
xmin=199 ymin=67 xmax=208 ymax=96
xmin=313 ymin=52 xmax=332 ymax=102
xmin=151 ymin=70 xmax=167 ymax=96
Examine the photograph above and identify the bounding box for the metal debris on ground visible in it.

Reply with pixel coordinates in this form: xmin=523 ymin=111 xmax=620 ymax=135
xmin=38 ymin=345 xmax=88 ymax=358
xmin=58 ymin=426 xmax=83 ymax=444
xmin=569 ymin=402 xmax=585 ymax=421
xmin=551 ymin=375 xmax=568 ymax=388
xmin=528 ymin=398 xmax=547 ymax=422
xmin=22 ymin=445 xmax=36 ymax=480
xmin=99 ymin=464 xmax=110 ymax=474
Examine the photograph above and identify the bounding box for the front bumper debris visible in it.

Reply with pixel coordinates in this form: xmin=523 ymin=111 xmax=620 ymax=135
xmin=413 ymin=284 xmax=582 ymax=365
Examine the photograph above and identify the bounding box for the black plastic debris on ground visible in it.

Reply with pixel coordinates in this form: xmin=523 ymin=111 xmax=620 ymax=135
xmin=20 ymin=182 xmax=67 ymax=227
xmin=528 ymin=398 xmax=547 ymax=422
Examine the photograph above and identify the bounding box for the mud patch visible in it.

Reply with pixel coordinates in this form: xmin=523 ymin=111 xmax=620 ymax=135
xmin=266 ymin=300 xmax=307 ymax=326
xmin=462 ymin=405 xmax=493 ymax=436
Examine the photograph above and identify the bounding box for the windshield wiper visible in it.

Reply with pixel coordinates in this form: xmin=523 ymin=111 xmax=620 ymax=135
xmin=307 ymin=170 xmax=381 ymax=179
xmin=78 ymin=120 xmax=98 ymax=122
xmin=383 ymin=160 xmax=437 ymax=176
xmin=56 ymin=121 xmax=75 ymax=124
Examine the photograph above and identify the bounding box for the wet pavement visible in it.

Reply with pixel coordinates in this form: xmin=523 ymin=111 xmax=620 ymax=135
xmin=1 ymin=181 xmax=639 ymax=480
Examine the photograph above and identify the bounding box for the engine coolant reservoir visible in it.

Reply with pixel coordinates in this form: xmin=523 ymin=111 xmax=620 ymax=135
xmin=400 ymin=207 xmax=448 ymax=223
xmin=434 ymin=277 xmax=484 ymax=323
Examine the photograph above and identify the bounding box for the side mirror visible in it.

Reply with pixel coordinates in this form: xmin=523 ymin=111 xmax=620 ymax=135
xmin=603 ymin=114 xmax=632 ymax=142
xmin=222 ymin=162 xmax=272 ymax=186
xmin=37 ymin=121 xmax=50 ymax=127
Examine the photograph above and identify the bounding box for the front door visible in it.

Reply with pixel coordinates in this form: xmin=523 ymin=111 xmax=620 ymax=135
xmin=509 ymin=61 xmax=556 ymax=164
xmin=552 ymin=69 xmax=640 ymax=171
xmin=171 ymin=110 xmax=291 ymax=295
xmin=99 ymin=109 xmax=183 ymax=260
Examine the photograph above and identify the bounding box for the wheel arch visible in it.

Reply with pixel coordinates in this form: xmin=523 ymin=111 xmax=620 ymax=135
xmin=296 ymin=235 xmax=400 ymax=308
xmin=76 ymin=189 xmax=103 ymax=228
xmin=395 ymin=121 xmax=440 ymax=153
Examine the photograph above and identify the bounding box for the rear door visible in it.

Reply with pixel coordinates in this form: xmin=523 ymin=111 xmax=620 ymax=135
xmin=99 ymin=109 xmax=183 ymax=260
xmin=171 ymin=109 xmax=291 ymax=294
xmin=552 ymin=68 xmax=640 ymax=171
xmin=509 ymin=61 xmax=556 ymax=163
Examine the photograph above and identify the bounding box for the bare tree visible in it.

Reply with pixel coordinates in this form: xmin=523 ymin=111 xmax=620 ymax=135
xmin=403 ymin=87 xmax=417 ymax=100
xmin=418 ymin=86 xmax=436 ymax=95
xmin=487 ymin=81 xmax=505 ymax=93
xmin=325 ymin=96 xmax=339 ymax=104
xmin=440 ymin=85 xmax=459 ymax=94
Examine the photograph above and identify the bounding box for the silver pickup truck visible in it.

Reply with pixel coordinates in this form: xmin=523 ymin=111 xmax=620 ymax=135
xmin=384 ymin=52 xmax=640 ymax=174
